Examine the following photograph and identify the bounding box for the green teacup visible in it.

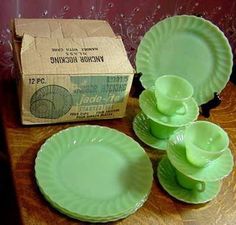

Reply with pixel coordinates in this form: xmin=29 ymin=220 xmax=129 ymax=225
xmin=149 ymin=119 xmax=178 ymax=139
xmin=155 ymin=75 xmax=193 ymax=116
xmin=185 ymin=121 xmax=229 ymax=167
xmin=175 ymin=169 xmax=205 ymax=192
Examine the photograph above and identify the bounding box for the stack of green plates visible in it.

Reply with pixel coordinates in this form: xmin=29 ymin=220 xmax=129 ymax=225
xmin=35 ymin=125 xmax=153 ymax=222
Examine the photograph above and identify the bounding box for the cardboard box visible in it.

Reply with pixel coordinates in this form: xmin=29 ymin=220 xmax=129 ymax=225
xmin=14 ymin=18 xmax=116 ymax=38
xmin=12 ymin=19 xmax=134 ymax=125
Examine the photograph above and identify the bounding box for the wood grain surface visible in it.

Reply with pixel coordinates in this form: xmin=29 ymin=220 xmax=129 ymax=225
xmin=1 ymin=80 xmax=236 ymax=225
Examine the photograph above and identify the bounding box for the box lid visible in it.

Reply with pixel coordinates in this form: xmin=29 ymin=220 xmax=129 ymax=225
xmin=21 ymin=34 xmax=134 ymax=75
xmin=14 ymin=18 xmax=116 ymax=38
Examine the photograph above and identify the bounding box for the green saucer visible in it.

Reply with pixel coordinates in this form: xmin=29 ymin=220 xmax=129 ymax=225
xmin=157 ymin=157 xmax=221 ymax=204
xmin=133 ymin=111 xmax=168 ymax=150
xmin=167 ymin=128 xmax=234 ymax=182
xmin=139 ymin=90 xmax=199 ymax=127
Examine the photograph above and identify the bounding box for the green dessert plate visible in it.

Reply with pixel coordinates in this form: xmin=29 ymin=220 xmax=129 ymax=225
xmin=167 ymin=128 xmax=234 ymax=182
xmin=35 ymin=125 xmax=153 ymax=222
xmin=136 ymin=15 xmax=233 ymax=105
xmin=157 ymin=157 xmax=221 ymax=204
xmin=133 ymin=111 xmax=168 ymax=150
xmin=139 ymin=90 xmax=199 ymax=127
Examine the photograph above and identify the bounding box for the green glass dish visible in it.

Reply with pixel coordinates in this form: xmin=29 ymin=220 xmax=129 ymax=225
xmin=167 ymin=128 xmax=234 ymax=182
xmin=157 ymin=157 xmax=221 ymax=204
xmin=35 ymin=125 xmax=153 ymax=221
xmin=37 ymin=182 xmax=148 ymax=222
xmin=139 ymin=89 xmax=199 ymax=127
xmin=133 ymin=111 xmax=168 ymax=150
xmin=136 ymin=15 xmax=233 ymax=105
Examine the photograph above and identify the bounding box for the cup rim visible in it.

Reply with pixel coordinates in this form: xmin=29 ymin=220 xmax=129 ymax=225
xmin=185 ymin=121 xmax=229 ymax=153
xmin=155 ymin=75 xmax=194 ymax=101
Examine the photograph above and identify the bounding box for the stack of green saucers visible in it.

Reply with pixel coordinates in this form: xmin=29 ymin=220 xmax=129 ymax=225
xmin=35 ymin=125 xmax=153 ymax=222
xmin=133 ymin=75 xmax=199 ymax=150
xmin=157 ymin=121 xmax=234 ymax=204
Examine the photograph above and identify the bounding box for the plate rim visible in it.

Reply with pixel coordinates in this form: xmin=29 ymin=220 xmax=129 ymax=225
xmin=36 ymin=179 xmax=147 ymax=222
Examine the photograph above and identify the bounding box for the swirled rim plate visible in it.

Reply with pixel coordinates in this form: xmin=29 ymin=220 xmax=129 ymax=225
xmin=136 ymin=15 xmax=233 ymax=105
xmin=37 ymin=182 xmax=148 ymax=222
xmin=167 ymin=128 xmax=234 ymax=182
xmin=35 ymin=125 xmax=153 ymax=221
xmin=133 ymin=111 xmax=169 ymax=150
xmin=157 ymin=157 xmax=221 ymax=204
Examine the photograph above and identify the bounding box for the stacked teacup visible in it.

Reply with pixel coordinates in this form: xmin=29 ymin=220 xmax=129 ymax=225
xmin=133 ymin=75 xmax=199 ymax=150
xmin=184 ymin=121 xmax=230 ymax=168
xmin=133 ymin=75 xmax=234 ymax=204
xmin=159 ymin=120 xmax=234 ymax=204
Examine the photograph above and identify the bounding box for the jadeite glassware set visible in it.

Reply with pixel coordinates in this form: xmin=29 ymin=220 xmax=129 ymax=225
xmin=34 ymin=15 xmax=234 ymax=222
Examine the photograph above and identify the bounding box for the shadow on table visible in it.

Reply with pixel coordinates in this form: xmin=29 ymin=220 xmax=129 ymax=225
xmin=0 ymin=118 xmax=22 ymax=225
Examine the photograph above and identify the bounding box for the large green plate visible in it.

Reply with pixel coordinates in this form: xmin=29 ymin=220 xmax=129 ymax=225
xmin=35 ymin=125 xmax=153 ymax=221
xmin=136 ymin=15 xmax=233 ymax=105
xmin=157 ymin=157 xmax=221 ymax=204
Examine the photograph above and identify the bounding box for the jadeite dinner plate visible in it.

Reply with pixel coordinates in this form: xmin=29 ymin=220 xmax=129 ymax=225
xmin=133 ymin=111 xmax=168 ymax=150
xmin=136 ymin=15 xmax=233 ymax=105
xmin=37 ymin=183 xmax=148 ymax=222
xmin=167 ymin=128 xmax=234 ymax=182
xmin=139 ymin=90 xmax=199 ymax=127
xmin=35 ymin=125 xmax=153 ymax=221
xmin=157 ymin=157 xmax=221 ymax=204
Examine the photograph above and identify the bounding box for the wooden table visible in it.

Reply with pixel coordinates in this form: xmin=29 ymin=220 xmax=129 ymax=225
xmin=2 ymin=80 xmax=236 ymax=225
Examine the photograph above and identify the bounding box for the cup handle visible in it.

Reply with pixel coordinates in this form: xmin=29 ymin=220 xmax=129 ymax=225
xmin=196 ymin=181 xmax=205 ymax=192
xmin=176 ymin=103 xmax=188 ymax=115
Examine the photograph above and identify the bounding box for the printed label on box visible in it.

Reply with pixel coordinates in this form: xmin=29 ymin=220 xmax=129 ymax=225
xmin=25 ymin=75 xmax=131 ymax=122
